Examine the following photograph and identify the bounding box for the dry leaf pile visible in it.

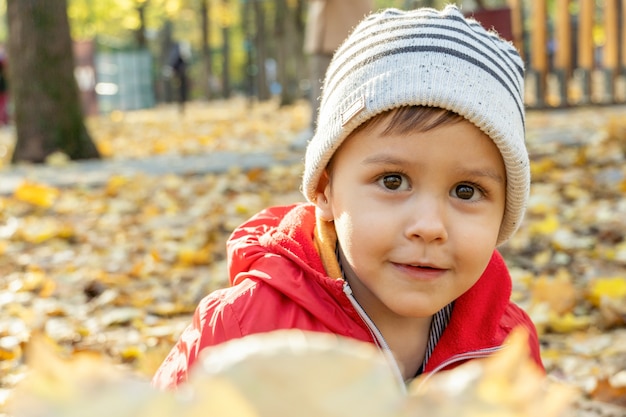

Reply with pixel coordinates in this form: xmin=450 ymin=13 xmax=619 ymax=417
xmin=0 ymin=100 xmax=625 ymax=416
xmin=8 ymin=329 xmax=576 ymax=417
xmin=500 ymin=106 xmax=626 ymax=412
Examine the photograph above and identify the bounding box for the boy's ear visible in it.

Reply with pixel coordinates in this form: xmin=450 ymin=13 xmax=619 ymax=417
xmin=314 ymin=171 xmax=333 ymax=221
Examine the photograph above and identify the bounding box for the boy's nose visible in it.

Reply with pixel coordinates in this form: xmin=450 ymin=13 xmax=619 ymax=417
xmin=404 ymin=198 xmax=448 ymax=243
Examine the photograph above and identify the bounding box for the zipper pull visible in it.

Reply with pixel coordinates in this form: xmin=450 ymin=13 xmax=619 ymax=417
xmin=342 ymin=280 xmax=353 ymax=296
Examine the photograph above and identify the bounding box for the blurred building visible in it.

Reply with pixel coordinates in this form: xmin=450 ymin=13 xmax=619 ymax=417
xmin=73 ymin=41 xmax=155 ymax=115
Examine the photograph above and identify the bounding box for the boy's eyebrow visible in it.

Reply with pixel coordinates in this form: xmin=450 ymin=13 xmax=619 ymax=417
xmin=361 ymin=154 xmax=408 ymax=166
xmin=455 ymin=168 xmax=505 ymax=184
xmin=362 ymin=155 xmax=505 ymax=184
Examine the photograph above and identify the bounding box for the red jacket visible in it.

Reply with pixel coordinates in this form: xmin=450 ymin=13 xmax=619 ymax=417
xmin=152 ymin=203 xmax=543 ymax=390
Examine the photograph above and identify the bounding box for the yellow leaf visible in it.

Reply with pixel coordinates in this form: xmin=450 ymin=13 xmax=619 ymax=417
xmin=586 ymin=277 xmax=626 ymax=307
xmin=531 ymin=273 xmax=578 ymax=315
xmin=13 ymin=181 xmax=60 ymax=208
xmin=57 ymin=223 xmax=75 ymax=239
xmin=177 ymin=247 xmax=197 ymax=265
xmin=119 ymin=346 xmax=143 ymax=363
xmin=573 ymin=147 xmax=587 ymax=166
xmin=177 ymin=246 xmax=212 ymax=266
xmin=129 ymin=261 xmax=146 ymax=278
xmin=246 ymin=167 xmax=265 ymax=183
xmin=548 ymin=312 xmax=591 ymax=333
xmin=97 ymin=140 xmax=114 ymax=157
xmin=105 ymin=175 xmax=130 ymax=197
xmin=153 ymin=139 xmax=169 ymax=154
xmin=19 ymin=218 xmax=66 ymax=244
xmin=530 ymin=158 xmax=556 ymax=177
xmin=532 ymin=249 xmax=552 ymax=268
xmin=529 ymin=214 xmax=560 ymax=236
xmin=150 ymin=248 xmax=162 ymax=262
xmin=37 ymin=276 xmax=57 ymax=298
xmin=235 ymin=204 xmax=249 ymax=215
xmin=0 ymin=336 xmax=22 ymax=361
xmin=198 ymin=135 xmax=216 ymax=145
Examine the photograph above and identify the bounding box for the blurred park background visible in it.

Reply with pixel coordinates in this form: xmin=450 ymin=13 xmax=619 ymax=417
xmin=0 ymin=0 xmax=625 ymax=416
xmin=0 ymin=0 xmax=624 ymax=160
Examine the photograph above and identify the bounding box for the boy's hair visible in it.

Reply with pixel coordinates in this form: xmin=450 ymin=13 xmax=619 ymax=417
xmin=302 ymin=5 xmax=529 ymax=245
xmin=353 ymin=106 xmax=464 ymax=137
xmin=326 ymin=106 xmax=463 ymax=176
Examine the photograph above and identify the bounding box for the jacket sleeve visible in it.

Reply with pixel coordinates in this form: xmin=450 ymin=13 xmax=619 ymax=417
xmin=151 ymin=289 xmax=244 ymax=390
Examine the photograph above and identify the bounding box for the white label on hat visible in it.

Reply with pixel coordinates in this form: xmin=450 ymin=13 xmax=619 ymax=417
xmin=341 ymin=96 xmax=365 ymax=126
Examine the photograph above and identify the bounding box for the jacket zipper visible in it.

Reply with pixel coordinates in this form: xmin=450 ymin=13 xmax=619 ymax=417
xmin=342 ymin=281 xmax=407 ymax=393
xmin=415 ymin=345 xmax=504 ymax=390
xmin=342 ymin=280 xmax=504 ymax=393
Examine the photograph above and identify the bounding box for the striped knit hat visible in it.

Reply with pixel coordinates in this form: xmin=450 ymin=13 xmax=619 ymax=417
xmin=302 ymin=5 xmax=529 ymax=245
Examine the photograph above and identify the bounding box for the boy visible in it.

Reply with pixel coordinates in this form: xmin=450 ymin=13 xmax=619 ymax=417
xmin=152 ymin=5 xmax=543 ymax=390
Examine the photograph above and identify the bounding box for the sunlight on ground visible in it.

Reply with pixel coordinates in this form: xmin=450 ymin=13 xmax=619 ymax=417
xmin=0 ymin=97 xmax=311 ymax=167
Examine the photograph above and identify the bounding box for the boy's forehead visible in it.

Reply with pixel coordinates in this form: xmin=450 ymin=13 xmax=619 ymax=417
xmin=333 ymin=114 xmax=505 ymax=179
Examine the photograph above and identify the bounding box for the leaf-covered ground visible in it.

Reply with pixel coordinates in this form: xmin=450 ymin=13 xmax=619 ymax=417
xmin=0 ymin=99 xmax=625 ymax=414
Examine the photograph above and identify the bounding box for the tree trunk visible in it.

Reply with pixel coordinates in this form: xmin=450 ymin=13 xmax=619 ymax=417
xmin=135 ymin=3 xmax=147 ymax=48
xmin=277 ymin=0 xmax=307 ymax=105
xmin=7 ymin=0 xmax=100 ymax=163
xmin=221 ymin=0 xmax=232 ymax=99
xmin=158 ymin=21 xmax=174 ymax=103
xmin=294 ymin=0 xmax=306 ymax=99
xmin=200 ymin=0 xmax=213 ymax=100
xmin=242 ymin=0 xmax=255 ymax=103
xmin=253 ymin=0 xmax=270 ymax=101
xmin=275 ymin=0 xmax=293 ymax=105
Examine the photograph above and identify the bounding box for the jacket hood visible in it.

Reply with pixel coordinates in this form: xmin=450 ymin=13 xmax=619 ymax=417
xmin=227 ymin=203 xmax=327 ymax=284
xmin=226 ymin=203 xmax=364 ymax=333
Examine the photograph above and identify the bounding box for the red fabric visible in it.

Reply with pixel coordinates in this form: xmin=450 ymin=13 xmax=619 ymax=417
xmin=151 ymin=203 xmax=543 ymax=390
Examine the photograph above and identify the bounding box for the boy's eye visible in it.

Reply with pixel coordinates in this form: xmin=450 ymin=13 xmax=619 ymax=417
xmin=453 ymin=184 xmax=482 ymax=201
xmin=378 ymin=174 xmax=408 ymax=191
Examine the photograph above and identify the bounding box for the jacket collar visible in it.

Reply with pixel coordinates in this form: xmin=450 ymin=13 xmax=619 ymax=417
xmin=424 ymin=250 xmax=512 ymax=371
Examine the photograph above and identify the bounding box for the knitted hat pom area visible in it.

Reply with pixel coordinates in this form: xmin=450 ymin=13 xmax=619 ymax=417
xmin=302 ymin=5 xmax=530 ymax=245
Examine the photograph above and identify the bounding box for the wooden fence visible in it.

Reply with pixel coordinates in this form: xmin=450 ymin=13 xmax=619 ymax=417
xmin=468 ymin=0 xmax=626 ymax=108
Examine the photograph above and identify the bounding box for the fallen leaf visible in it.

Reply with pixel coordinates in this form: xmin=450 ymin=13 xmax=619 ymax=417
xmin=590 ymin=377 xmax=626 ymax=408
xmin=8 ymin=329 xmax=578 ymax=417
xmin=531 ymin=273 xmax=578 ymax=315
xmin=13 ymin=181 xmax=60 ymax=208
xmin=586 ymin=276 xmax=626 ymax=307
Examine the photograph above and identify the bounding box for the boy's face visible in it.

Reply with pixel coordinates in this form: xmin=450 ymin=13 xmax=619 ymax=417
xmin=315 ymin=117 xmax=506 ymax=321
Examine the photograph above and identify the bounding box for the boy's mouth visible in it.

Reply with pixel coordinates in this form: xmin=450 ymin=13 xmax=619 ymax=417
xmin=394 ymin=261 xmax=446 ymax=272
xmin=410 ymin=263 xmax=443 ymax=270
xmin=393 ymin=262 xmax=447 ymax=280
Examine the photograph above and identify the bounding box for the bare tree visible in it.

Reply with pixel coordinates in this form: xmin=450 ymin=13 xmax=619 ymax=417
xmin=7 ymin=0 xmax=99 ymax=163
